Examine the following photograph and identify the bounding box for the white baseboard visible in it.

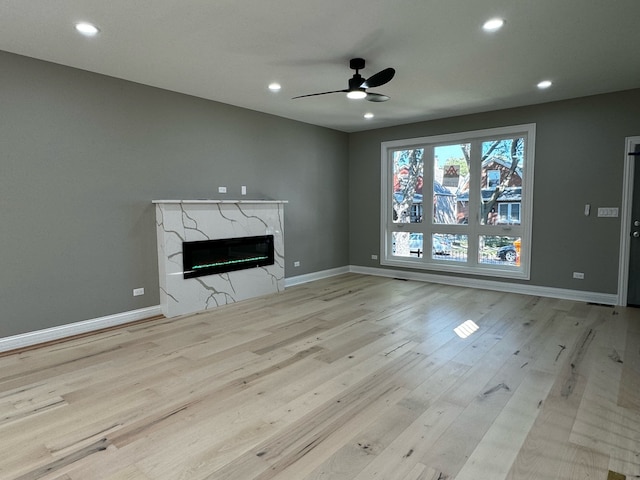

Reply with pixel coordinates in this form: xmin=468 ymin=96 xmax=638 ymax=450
xmin=284 ymin=266 xmax=351 ymax=288
xmin=2 ymin=266 xmax=617 ymax=354
xmin=349 ymin=265 xmax=618 ymax=305
xmin=0 ymin=305 xmax=162 ymax=354
xmin=286 ymin=264 xmax=617 ymax=305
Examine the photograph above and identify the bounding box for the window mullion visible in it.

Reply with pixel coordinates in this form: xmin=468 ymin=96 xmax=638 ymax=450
xmin=466 ymin=139 xmax=482 ymax=267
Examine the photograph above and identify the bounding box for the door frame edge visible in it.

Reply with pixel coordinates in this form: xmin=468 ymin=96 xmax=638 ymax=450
xmin=617 ymin=135 xmax=640 ymax=306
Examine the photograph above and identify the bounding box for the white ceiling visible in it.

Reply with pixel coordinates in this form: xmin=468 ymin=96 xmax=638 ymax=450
xmin=1 ymin=0 xmax=639 ymax=133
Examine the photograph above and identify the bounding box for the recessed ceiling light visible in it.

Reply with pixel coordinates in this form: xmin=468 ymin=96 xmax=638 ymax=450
xmin=75 ymin=22 xmax=99 ymax=36
xmin=364 ymin=113 xmax=374 ymax=119
xmin=268 ymin=83 xmax=281 ymax=92
xmin=482 ymin=18 xmax=505 ymax=32
xmin=537 ymin=80 xmax=553 ymax=89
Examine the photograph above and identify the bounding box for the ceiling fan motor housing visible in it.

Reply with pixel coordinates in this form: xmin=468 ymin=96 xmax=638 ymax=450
xmin=349 ymin=58 xmax=366 ymax=71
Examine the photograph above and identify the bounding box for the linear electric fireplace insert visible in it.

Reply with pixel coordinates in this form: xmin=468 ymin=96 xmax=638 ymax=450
xmin=182 ymin=235 xmax=274 ymax=279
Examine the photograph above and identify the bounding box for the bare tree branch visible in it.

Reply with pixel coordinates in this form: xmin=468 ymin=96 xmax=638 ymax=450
xmin=480 ymin=138 xmax=523 ymax=224
xmin=394 ymin=149 xmax=423 ymax=223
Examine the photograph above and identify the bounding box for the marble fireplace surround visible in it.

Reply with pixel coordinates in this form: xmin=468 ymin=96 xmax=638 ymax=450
xmin=153 ymin=200 xmax=286 ymax=318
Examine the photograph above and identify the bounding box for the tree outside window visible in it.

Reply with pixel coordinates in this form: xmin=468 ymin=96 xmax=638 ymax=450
xmin=382 ymin=124 xmax=535 ymax=280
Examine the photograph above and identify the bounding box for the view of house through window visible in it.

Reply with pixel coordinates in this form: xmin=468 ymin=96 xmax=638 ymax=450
xmin=382 ymin=124 xmax=535 ymax=279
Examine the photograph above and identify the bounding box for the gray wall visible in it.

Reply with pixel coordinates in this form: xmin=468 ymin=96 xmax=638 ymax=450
xmin=3 ymin=48 xmax=639 ymax=339
xmin=349 ymin=88 xmax=640 ymax=294
xmin=0 ymin=51 xmax=349 ymax=337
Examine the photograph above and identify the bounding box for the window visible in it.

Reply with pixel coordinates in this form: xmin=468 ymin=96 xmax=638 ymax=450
xmin=498 ymin=203 xmax=520 ymax=224
xmin=380 ymin=124 xmax=535 ymax=279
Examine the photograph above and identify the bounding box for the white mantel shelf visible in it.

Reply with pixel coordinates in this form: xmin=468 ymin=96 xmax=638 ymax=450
xmin=152 ymin=199 xmax=288 ymax=204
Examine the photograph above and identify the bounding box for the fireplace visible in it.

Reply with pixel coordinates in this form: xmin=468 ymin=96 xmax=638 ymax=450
xmin=154 ymin=199 xmax=286 ymax=318
xmin=183 ymin=235 xmax=274 ymax=279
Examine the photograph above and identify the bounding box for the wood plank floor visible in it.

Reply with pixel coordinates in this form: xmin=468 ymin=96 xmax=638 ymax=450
xmin=1 ymin=273 xmax=639 ymax=479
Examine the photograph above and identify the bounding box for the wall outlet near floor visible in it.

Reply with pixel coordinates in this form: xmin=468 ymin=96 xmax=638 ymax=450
xmin=371 ymin=254 xmax=378 ymax=260
xmin=241 ymin=185 xmax=247 ymax=195
xmin=572 ymin=272 xmax=585 ymax=280
xmin=133 ymin=287 xmax=145 ymax=296
xmin=293 ymin=261 xmax=300 ymax=267
xmin=218 ymin=186 xmax=227 ymax=194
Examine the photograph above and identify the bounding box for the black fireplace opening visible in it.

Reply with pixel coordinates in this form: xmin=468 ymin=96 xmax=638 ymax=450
xmin=183 ymin=235 xmax=274 ymax=279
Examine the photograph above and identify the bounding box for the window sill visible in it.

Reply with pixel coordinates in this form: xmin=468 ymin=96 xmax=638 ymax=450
xmin=381 ymin=256 xmax=530 ymax=280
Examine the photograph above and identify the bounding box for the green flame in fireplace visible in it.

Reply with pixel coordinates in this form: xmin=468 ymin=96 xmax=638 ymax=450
xmin=192 ymin=255 xmax=269 ymax=270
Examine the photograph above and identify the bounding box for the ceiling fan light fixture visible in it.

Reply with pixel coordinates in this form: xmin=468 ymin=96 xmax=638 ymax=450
xmin=347 ymin=90 xmax=367 ymax=100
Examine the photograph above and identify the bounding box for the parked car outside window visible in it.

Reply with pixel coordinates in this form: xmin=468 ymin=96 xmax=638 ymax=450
xmin=496 ymin=244 xmax=517 ymax=262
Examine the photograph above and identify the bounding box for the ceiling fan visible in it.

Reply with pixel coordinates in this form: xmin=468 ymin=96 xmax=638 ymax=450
xmin=292 ymin=58 xmax=395 ymax=102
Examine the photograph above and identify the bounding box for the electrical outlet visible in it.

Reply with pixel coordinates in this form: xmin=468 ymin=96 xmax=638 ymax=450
xmin=218 ymin=186 xmax=227 ymax=194
xmin=371 ymin=254 xmax=378 ymax=260
xmin=241 ymin=185 xmax=247 ymax=195
xmin=572 ymin=272 xmax=584 ymax=280
xmin=597 ymin=207 xmax=618 ymax=217
xmin=294 ymin=261 xmax=300 ymax=267
xmin=133 ymin=288 xmax=145 ymax=296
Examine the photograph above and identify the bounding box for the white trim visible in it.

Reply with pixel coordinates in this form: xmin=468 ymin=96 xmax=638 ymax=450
xmin=618 ymin=136 xmax=640 ymax=305
xmin=350 ymin=265 xmax=617 ymax=305
xmin=152 ymin=199 xmax=287 ymax=204
xmin=288 ymin=265 xmax=617 ymax=305
xmin=380 ymin=124 xmax=535 ymax=281
xmin=0 ymin=305 xmax=162 ymax=354
xmin=2 ymin=264 xmax=619 ymax=354
xmin=380 ymin=124 xmax=536 ymax=150
xmin=285 ymin=266 xmax=350 ymax=288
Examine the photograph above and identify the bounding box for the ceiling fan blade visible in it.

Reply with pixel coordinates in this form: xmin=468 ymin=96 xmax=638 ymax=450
xmin=362 ymin=68 xmax=395 ymax=89
xmin=366 ymin=92 xmax=390 ymax=102
xmin=292 ymin=89 xmax=347 ymax=99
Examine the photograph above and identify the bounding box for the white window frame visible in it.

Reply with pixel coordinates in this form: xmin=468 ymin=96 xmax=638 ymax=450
xmin=380 ymin=124 xmax=535 ymax=280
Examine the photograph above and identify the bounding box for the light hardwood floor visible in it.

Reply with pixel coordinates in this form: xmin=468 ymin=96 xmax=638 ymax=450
xmin=1 ymin=273 xmax=639 ymax=480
